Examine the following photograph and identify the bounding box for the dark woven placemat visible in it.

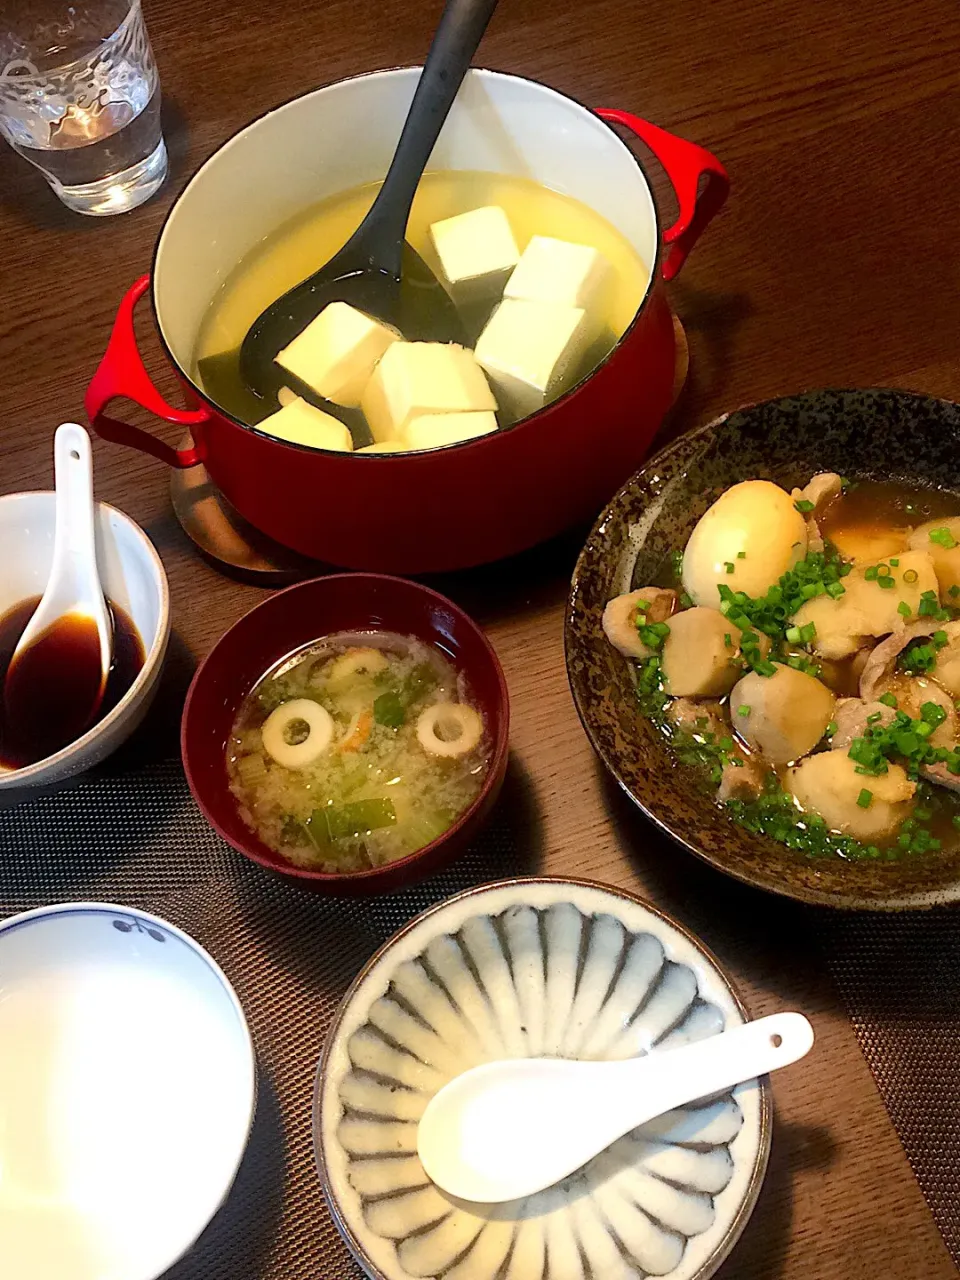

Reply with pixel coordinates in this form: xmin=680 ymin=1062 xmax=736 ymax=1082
xmin=820 ymin=909 xmax=960 ymax=1267
xmin=0 ymin=759 xmax=536 ymax=1280
xmin=6 ymin=762 xmax=960 ymax=1276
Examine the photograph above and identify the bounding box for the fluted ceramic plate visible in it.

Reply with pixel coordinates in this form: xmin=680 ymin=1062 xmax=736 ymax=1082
xmin=315 ymin=878 xmax=771 ymax=1280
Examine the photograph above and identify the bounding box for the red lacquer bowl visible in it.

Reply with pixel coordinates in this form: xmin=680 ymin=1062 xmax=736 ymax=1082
xmin=181 ymin=574 xmax=510 ymax=895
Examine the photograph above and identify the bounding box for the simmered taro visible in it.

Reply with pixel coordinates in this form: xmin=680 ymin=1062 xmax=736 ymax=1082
xmin=227 ymin=631 xmax=489 ymax=872
xmin=603 ymin=475 xmax=960 ymax=862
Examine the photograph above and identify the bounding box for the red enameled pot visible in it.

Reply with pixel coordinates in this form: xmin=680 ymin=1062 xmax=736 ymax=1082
xmin=181 ymin=573 xmax=510 ymax=895
xmin=86 ymin=69 xmax=728 ymax=574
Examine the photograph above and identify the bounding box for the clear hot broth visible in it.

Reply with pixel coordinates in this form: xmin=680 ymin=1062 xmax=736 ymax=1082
xmin=193 ymin=169 xmax=649 ymax=430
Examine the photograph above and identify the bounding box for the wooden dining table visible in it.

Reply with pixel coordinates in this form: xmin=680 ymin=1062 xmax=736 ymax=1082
xmin=2 ymin=0 xmax=960 ymax=1274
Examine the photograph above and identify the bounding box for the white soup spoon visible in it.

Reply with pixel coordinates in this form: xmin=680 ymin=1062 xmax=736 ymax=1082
xmin=417 ymin=1011 xmax=813 ymax=1202
xmin=4 ymin=423 xmax=112 ymax=717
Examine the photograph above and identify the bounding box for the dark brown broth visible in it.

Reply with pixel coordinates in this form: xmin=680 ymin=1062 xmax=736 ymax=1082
xmin=820 ymin=479 xmax=960 ymax=543
xmin=0 ymin=596 xmax=145 ymax=769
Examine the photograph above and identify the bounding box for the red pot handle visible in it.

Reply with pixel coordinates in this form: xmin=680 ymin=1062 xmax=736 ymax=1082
xmin=84 ymin=274 xmax=208 ymax=469
xmin=596 ymin=110 xmax=729 ymax=282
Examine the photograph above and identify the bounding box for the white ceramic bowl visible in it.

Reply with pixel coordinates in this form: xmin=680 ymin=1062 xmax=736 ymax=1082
xmin=0 ymin=491 xmax=170 ymax=790
xmin=315 ymin=878 xmax=771 ymax=1280
xmin=0 ymin=902 xmax=257 ymax=1280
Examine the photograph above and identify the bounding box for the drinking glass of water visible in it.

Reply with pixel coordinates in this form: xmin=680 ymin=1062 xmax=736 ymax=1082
xmin=0 ymin=0 xmax=166 ymax=216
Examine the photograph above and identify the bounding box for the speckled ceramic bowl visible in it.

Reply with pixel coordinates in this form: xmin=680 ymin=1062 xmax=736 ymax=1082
xmin=315 ymin=878 xmax=771 ymax=1280
xmin=566 ymin=387 xmax=960 ymax=910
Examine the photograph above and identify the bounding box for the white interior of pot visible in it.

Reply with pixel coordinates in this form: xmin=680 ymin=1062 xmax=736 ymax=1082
xmin=155 ymin=68 xmax=659 ymax=369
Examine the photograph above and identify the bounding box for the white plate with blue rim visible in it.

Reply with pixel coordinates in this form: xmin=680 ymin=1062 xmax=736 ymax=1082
xmin=314 ymin=877 xmax=772 ymax=1280
xmin=0 ymin=902 xmax=256 ymax=1280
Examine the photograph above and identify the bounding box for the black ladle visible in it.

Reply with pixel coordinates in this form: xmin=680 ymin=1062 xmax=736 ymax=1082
xmin=239 ymin=0 xmax=500 ymax=407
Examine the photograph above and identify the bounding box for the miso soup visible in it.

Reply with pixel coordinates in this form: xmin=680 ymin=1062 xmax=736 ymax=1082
xmin=227 ymin=631 xmax=489 ymax=872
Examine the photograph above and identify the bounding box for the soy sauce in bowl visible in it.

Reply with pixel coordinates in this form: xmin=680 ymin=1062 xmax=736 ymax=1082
xmin=0 ymin=596 xmax=145 ymax=770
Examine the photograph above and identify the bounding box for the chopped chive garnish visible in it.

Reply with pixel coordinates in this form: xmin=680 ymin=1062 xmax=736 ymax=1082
xmin=725 ymin=562 xmax=735 ymax=573
xmin=864 ymin=565 xmax=879 ymax=582
xmin=785 ymin=625 xmax=802 ymax=644
xmin=878 ymin=692 xmax=898 ymax=708
xmin=918 ymin=590 xmax=941 ymax=618
xmin=930 ymin=527 xmax=958 ymax=549
xmin=825 ymin=720 xmax=837 ymax=736
xmin=799 ymin=621 xmax=817 ymax=643
xmin=889 ymin=558 xmax=900 ymax=567
xmin=897 ymin=601 xmax=911 ymax=618
xmin=737 ymin=550 xmax=747 ymax=559
xmin=877 ymin=574 xmax=896 ymax=589
xmin=738 ymin=704 xmax=751 ymax=717
xmin=903 ymin=569 xmax=919 ymax=584
xmin=857 ymin=789 xmax=873 ymax=809
xmin=794 ymin=499 xmax=815 ymax=514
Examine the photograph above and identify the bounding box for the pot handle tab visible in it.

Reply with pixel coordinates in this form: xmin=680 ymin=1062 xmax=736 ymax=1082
xmin=85 ymin=275 xmax=208 ymax=469
xmin=596 ymin=110 xmax=729 ymax=282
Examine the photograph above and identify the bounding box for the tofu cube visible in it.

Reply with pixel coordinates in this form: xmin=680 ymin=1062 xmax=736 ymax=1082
xmin=257 ymin=397 xmax=354 ymax=451
xmin=400 ymin=411 xmax=498 ymax=451
xmin=474 ymin=298 xmax=589 ymax=420
xmin=361 ymin=342 xmax=497 ymax=443
xmin=275 ymin=302 xmax=400 ymax=407
xmin=429 ymin=205 xmax=520 ymax=302
xmin=505 ymin=235 xmax=611 ymax=311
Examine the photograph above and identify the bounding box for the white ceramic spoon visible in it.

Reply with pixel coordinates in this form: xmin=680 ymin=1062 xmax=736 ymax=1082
xmin=5 ymin=423 xmax=112 ymax=705
xmin=418 ymin=1011 xmax=813 ymax=1202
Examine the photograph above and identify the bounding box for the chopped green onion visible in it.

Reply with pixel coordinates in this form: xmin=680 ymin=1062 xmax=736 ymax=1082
xmin=738 ymin=705 xmax=751 ymax=717
xmin=638 ymin=620 xmax=671 ymax=649
xmin=877 ymin=575 xmax=896 ymax=589
xmin=878 ymin=692 xmax=898 ymax=708
xmin=934 ymin=630 xmax=948 ymax=647
xmin=725 ymin=562 xmax=735 ymax=574
xmin=857 ymin=789 xmax=873 ymax=809
xmin=737 ymin=550 xmax=747 ymax=559
xmin=794 ymin=499 xmax=815 ymax=514
xmin=864 ymin=565 xmax=879 ymax=582
xmin=889 ymin=558 xmax=900 ymax=567
xmin=799 ymin=622 xmax=817 ymax=643
xmin=825 ymin=721 xmax=837 ymax=736
xmin=929 ymin=527 xmax=958 ymax=549
xmin=785 ymin=625 xmax=802 ymax=644
xmin=921 ymin=701 xmax=947 ymax=727
xmin=724 ymin=632 xmax=733 ymax=647
xmin=903 ymin=569 xmax=919 ymax=584
xmin=897 ymin=601 xmax=912 ymax=618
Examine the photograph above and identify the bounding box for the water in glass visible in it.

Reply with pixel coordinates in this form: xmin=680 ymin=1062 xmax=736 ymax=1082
xmin=0 ymin=0 xmax=166 ymax=215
